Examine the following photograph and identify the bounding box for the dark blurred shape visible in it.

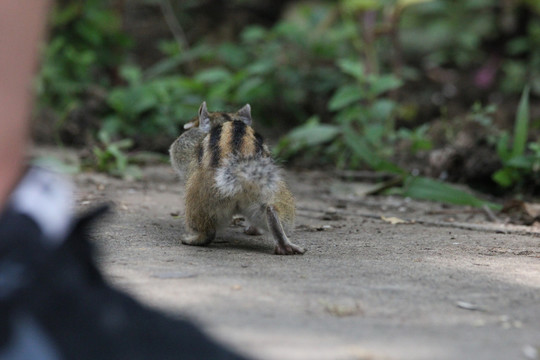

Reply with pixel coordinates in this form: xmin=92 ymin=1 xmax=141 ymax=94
xmin=0 ymin=205 xmax=250 ymax=360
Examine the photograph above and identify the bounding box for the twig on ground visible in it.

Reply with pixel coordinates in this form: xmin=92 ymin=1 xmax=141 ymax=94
xmin=482 ymin=204 xmax=500 ymax=223
xmin=296 ymin=206 xmax=540 ymax=237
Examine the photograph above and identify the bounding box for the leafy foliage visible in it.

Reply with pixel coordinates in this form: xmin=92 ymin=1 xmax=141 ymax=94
xmin=101 ymin=7 xmax=352 ymax=138
xmin=35 ymin=0 xmax=540 ymax=197
xmin=36 ymin=0 xmax=130 ymax=118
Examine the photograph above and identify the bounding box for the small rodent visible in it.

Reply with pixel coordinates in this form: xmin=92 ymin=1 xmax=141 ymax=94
xmin=169 ymin=102 xmax=305 ymax=255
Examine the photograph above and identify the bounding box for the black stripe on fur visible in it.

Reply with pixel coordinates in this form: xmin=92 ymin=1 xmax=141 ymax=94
xmin=231 ymin=120 xmax=246 ymax=155
xmin=209 ymin=124 xmax=223 ymax=167
xmin=196 ymin=143 xmax=204 ymax=165
xmin=254 ymin=132 xmax=264 ymax=154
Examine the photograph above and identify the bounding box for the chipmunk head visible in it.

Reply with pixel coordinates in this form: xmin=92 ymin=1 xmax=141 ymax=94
xmin=183 ymin=102 xmax=252 ymax=133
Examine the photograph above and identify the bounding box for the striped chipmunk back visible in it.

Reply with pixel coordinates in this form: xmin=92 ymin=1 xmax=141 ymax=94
xmin=193 ymin=104 xmax=280 ymax=199
xmin=198 ymin=119 xmax=265 ymax=168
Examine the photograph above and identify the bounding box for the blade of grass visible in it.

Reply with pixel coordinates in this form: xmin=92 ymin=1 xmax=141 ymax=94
xmin=512 ymin=85 xmax=530 ymax=158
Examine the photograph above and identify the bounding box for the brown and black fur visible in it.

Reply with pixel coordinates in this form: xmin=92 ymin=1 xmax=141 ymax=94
xmin=169 ymin=102 xmax=304 ymax=255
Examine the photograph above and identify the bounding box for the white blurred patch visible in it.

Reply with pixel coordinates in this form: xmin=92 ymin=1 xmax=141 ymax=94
xmin=10 ymin=167 xmax=73 ymax=245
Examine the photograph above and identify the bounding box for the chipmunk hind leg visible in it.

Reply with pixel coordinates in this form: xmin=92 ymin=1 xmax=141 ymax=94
xmin=265 ymin=205 xmax=305 ymax=255
xmin=183 ymin=198 xmax=216 ymax=246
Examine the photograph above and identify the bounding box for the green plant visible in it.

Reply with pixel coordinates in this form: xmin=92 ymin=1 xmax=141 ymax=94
xmin=276 ymin=57 xmax=404 ymax=170
xmin=34 ymin=0 xmax=540 ymax=202
xmin=469 ymin=101 xmax=497 ymax=127
xmin=492 ymin=86 xmax=539 ymax=188
xmin=328 ymin=59 xmax=404 ymax=171
xmin=396 ymin=124 xmax=433 ymax=154
xmin=92 ymin=132 xmax=141 ymax=179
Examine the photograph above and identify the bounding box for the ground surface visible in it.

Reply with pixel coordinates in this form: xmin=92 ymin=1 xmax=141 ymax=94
xmin=68 ymin=158 xmax=539 ymax=360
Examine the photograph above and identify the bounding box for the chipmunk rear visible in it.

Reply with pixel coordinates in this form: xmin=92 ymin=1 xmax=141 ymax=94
xmin=170 ymin=102 xmax=305 ymax=255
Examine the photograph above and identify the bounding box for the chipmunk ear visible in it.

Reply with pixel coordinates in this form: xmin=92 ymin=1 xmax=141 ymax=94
xmin=198 ymin=101 xmax=211 ymax=132
xmin=237 ymin=104 xmax=252 ymax=126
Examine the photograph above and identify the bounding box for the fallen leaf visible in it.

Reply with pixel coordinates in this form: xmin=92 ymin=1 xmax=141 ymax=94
xmin=381 ymin=216 xmax=408 ymax=225
xmin=321 ymin=207 xmax=344 ymax=221
xmin=501 ymin=200 xmax=540 ymax=225
xmin=321 ymin=300 xmax=363 ymax=317
xmin=524 ymin=203 xmax=540 ymax=217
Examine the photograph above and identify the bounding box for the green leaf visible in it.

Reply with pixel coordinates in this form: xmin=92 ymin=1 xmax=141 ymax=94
xmin=246 ymin=60 xmax=274 ymax=75
xmin=365 ymin=124 xmax=384 ymax=145
xmin=370 ymin=99 xmax=397 ymax=121
xmin=368 ymin=74 xmax=403 ymax=97
xmin=411 ymin=139 xmax=433 ymax=152
xmin=285 ymin=117 xmax=340 ymax=146
xmin=337 ymin=59 xmax=365 ymax=81
xmin=343 ymin=131 xmax=404 ymax=173
xmin=75 ymin=21 xmax=102 ymax=46
xmin=114 ymin=138 xmax=135 ymax=150
xmin=496 ymin=132 xmax=511 ymax=162
xmin=241 ymin=26 xmax=267 ymax=43
xmin=402 ymin=176 xmax=500 ymax=209
xmin=120 ymin=65 xmax=142 ymax=85
xmin=505 ymin=155 xmax=533 ymax=169
xmin=126 ymin=87 xmax=159 ymax=116
xmin=194 ymin=67 xmax=231 ymax=84
xmin=235 ymin=76 xmax=266 ymax=100
xmin=512 ymin=85 xmax=530 ymax=158
xmin=218 ymin=43 xmax=248 ymax=68
xmin=492 ymin=168 xmax=516 ymax=188
xmin=343 ymin=132 xmax=377 ymax=168
xmin=373 ymin=160 xmax=405 ymax=174
xmin=329 ymin=85 xmax=363 ymax=111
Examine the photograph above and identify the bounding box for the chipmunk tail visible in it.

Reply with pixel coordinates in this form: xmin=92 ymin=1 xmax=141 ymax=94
xmin=214 ymin=156 xmax=281 ymax=199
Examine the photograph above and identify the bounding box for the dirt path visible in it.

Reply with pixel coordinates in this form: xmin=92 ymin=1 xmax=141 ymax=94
xmin=71 ymin=162 xmax=539 ymax=360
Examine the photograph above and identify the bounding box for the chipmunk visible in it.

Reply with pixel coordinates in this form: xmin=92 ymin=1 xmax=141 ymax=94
xmin=169 ymin=102 xmax=305 ymax=255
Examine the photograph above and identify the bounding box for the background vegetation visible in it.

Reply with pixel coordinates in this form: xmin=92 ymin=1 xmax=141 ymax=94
xmin=35 ymin=0 xmax=540 ymax=203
